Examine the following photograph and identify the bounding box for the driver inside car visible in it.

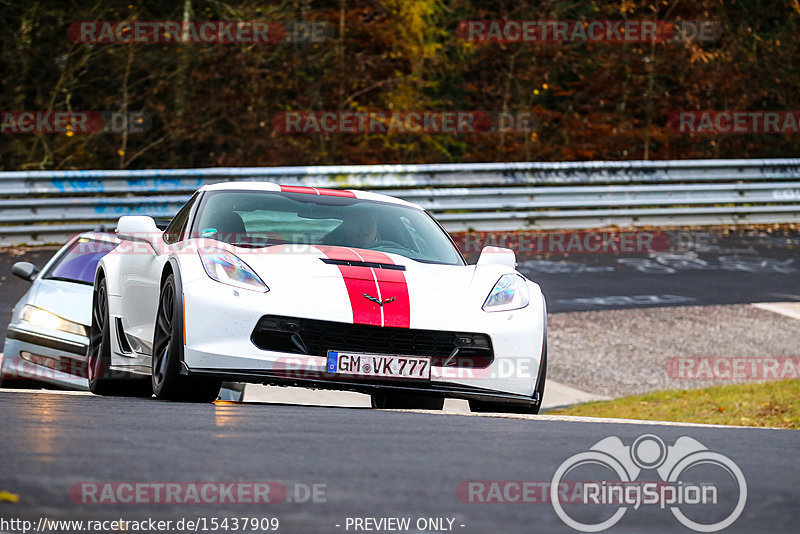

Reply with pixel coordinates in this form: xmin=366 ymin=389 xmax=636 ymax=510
xmin=322 ymin=212 xmax=379 ymax=248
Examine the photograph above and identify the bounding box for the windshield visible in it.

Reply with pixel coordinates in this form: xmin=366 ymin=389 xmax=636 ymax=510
xmin=45 ymin=238 xmax=117 ymax=285
xmin=192 ymin=190 xmax=464 ymax=266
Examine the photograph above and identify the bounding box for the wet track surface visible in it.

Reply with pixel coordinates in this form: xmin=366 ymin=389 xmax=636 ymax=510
xmin=1 ymin=390 xmax=798 ymax=533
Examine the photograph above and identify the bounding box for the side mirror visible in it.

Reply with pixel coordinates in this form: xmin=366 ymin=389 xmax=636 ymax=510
xmin=12 ymin=261 xmax=39 ymax=282
xmin=116 ymin=216 xmax=161 ymax=246
xmin=477 ymin=246 xmax=516 ymax=268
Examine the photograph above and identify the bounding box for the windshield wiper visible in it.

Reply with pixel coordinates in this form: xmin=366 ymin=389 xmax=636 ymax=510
xmin=44 ymin=276 xmax=93 ymax=285
xmin=230 ymin=242 xmax=272 ymax=248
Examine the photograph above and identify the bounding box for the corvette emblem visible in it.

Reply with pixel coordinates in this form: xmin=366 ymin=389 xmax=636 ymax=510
xmin=362 ymin=293 xmax=396 ymax=306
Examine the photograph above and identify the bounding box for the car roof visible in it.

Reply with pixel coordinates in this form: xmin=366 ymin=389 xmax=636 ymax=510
xmin=199 ymin=181 xmax=420 ymax=209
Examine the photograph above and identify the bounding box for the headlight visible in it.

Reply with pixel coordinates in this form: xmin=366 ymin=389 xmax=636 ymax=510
xmin=198 ymin=247 xmax=269 ymax=292
xmin=20 ymin=305 xmax=87 ymax=336
xmin=482 ymin=274 xmax=530 ymax=312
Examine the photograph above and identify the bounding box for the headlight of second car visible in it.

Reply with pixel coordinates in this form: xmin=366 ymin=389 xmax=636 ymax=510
xmin=20 ymin=305 xmax=87 ymax=336
xmin=198 ymin=247 xmax=269 ymax=292
xmin=482 ymin=274 xmax=530 ymax=312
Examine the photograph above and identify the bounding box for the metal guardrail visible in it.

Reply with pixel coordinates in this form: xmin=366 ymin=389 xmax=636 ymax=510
xmin=1 ymin=159 xmax=799 ymax=245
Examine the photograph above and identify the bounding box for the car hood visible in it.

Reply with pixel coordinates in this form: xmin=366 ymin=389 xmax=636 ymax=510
xmin=27 ymin=278 xmax=93 ymax=327
xmin=236 ymin=244 xmax=477 ymax=292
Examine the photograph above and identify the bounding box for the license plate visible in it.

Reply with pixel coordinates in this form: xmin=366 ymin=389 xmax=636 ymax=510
xmin=326 ymin=351 xmax=430 ymax=380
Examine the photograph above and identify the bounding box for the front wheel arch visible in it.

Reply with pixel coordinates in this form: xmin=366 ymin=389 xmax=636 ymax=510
xmin=533 ymin=292 xmax=547 ymax=404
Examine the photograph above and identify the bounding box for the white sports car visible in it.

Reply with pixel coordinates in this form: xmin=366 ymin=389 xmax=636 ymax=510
xmin=89 ymin=182 xmax=547 ymax=411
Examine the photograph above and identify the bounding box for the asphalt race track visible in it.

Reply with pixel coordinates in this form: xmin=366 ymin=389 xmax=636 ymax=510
xmin=1 ymin=390 xmax=798 ymax=533
xmin=512 ymin=228 xmax=800 ymax=312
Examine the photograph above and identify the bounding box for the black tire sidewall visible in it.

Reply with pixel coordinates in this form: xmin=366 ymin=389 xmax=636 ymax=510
xmin=152 ymin=274 xmax=184 ymax=398
xmin=151 ymin=273 xmax=219 ymax=402
xmin=88 ymin=278 xmax=113 ymax=393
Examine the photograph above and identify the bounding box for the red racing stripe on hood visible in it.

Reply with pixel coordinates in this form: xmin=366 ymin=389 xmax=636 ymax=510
xmin=317 ymin=246 xmax=410 ymax=328
xmin=279 ymin=185 xmax=356 ymax=197
xmin=356 ymin=250 xmax=411 ymax=328
xmin=317 ymin=246 xmax=381 ymax=326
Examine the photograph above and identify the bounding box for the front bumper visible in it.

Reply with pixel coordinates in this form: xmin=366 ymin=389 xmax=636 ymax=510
xmin=188 ymin=366 xmax=541 ymax=406
xmin=2 ymin=326 xmax=89 ymax=390
xmin=180 ymin=276 xmax=545 ymax=400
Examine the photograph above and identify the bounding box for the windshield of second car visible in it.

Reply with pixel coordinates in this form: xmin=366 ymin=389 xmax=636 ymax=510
xmin=45 ymin=237 xmax=117 ymax=285
xmin=192 ymin=190 xmax=464 ymax=265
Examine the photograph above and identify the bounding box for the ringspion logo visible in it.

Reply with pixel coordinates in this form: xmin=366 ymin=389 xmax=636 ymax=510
xmin=551 ymin=434 xmax=746 ymax=532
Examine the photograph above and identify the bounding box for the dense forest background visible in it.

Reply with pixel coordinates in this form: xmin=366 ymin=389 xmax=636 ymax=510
xmin=0 ymin=0 xmax=798 ymax=170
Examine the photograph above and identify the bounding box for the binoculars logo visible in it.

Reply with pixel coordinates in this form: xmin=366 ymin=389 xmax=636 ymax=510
xmin=551 ymin=434 xmax=746 ymax=532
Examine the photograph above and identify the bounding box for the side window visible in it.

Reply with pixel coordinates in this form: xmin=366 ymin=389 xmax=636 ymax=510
xmin=163 ymin=193 xmax=199 ymax=244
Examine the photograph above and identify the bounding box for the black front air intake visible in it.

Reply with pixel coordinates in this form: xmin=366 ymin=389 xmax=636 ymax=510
xmin=251 ymin=315 xmax=493 ymax=367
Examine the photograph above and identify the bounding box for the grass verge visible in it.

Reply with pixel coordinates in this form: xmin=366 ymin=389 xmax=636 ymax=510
xmin=548 ymin=379 xmax=800 ymax=429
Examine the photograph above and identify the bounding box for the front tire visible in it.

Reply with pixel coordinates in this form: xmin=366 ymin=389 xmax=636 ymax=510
xmin=151 ymin=273 xmax=220 ymax=402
